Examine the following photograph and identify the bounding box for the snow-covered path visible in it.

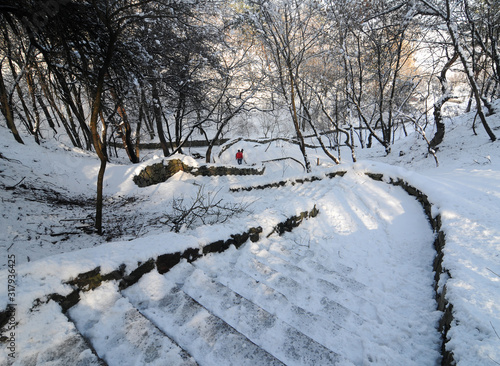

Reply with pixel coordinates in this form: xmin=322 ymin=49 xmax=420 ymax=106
xmin=0 ymin=170 xmax=443 ymax=365
xmin=143 ymin=171 xmax=442 ymax=365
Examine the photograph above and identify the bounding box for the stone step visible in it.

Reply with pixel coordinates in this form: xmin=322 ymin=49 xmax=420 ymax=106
xmin=264 ymin=239 xmax=354 ymax=276
xmin=68 ymin=281 xmax=197 ymax=366
xmin=0 ymin=301 xmax=104 ymax=366
xmin=123 ymin=270 xmax=285 ymax=366
xmin=181 ymin=264 xmax=352 ymax=366
xmin=192 ymin=242 xmax=369 ymax=320
xmin=249 ymin=240 xmax=364 ymax=293
xmin=264 ymin=244 xmax=441 ymax=336
xmin=236 ymin=254 xmax=367 ymax=334
xmin=258 ymin=252 xmax=374 ymax=317
xmin=246 ymin=241 xmax=365 ymax=297
xmin=191 ymin=258 xmax=380 ymax=364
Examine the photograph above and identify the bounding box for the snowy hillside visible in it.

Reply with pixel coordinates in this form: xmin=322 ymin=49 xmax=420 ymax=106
xmin=0 ymin=106 xmax=499 ymax=365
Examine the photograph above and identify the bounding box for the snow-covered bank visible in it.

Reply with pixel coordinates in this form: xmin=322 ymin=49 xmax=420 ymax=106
xmin=0 ymin=105 xmax=499 ymax=365
xmin=1 ymin=166 xmax=443 ymax=365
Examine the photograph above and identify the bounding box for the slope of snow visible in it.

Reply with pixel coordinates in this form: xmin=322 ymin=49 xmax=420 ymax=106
xmin=0 ymin=104 xmax=499 ymax=365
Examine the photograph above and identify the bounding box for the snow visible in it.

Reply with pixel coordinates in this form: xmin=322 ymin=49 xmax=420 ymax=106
xmin=69 ymin=281 xmax=197 ymax=365
xmin=0 ymin=104 xmax=499 ymax=365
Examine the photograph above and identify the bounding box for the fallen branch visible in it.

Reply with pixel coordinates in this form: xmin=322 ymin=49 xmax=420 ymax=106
xmin=164 ymin=185 xmax=252 ymax=233
xmin=5 ymin=177 xmax=26 ymax=190
xmin=0 ymin=152 xmax=21 ymax=163
xmin=487 ymin=267 xmax=500 ymax=278
xmin=50 ymin=232 xmax=81 ymax=237
xmin=60 ymin=216 xmax=95 ymax=223
xmin=262 ymin=157 xmax=305 ymax=171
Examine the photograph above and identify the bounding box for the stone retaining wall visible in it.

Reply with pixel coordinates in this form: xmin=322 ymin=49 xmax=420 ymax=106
xmin=133 ymin=159 xmax=264 ymax=188
xmin=230 ymin=171 xmax=346 ymax=192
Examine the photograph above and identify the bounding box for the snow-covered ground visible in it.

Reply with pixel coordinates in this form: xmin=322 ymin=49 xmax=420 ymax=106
xmin=0 ymin=104 xmax=499 ymax=365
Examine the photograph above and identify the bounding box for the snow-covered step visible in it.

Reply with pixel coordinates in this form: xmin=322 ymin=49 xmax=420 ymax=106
xmin=0 ymin=301 xmax=104 ymax=366
xmin=191 ymin=252 xmax=357 ymax=330
xmin=68 ymin=281 xmax=197 ymax=366
xmin=194 ymin=243 xmax=369 ymax=321
xmin=240 ymin=246 xmax=442 ymax=365
xmin=248 ymin=243 xmax=364 ymax=293
xmin=181 ymin=265 xmax=352 ymax=366
xmin=264 ymin=240 xmax=354 ymax=276
xmin=236 ymin=255 xmax=366 ymax=332
xmin=190 ymin=258 xmax=387 ymax=364
xmin=193 ymin=257 xmax=345 ymax=332
xmin=123 ymin=270 xmax=284 ymax=366
xmin=244 ymin=243 xmax=366 ymax=305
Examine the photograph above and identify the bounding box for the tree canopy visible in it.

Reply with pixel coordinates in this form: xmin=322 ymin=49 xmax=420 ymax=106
xmin=1 ymin=0 xmax=498 ymax=231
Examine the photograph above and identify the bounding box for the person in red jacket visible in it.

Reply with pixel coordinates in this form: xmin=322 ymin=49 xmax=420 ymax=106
xmin=236 ymin=150 xmax=243 ymax=165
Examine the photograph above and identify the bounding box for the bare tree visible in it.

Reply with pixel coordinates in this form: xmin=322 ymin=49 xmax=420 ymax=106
xmin=0 ymin=0 xmax=222 ymax=234
xmin=417 ymin=0 xmax=496 ymax=142
xmin=245 ymin=0 xmax=318 ymax=172
xmin=0 ymin=59 xmax=24 ymax=144
xmin=429 ymin=51 xmax=458 ymax=149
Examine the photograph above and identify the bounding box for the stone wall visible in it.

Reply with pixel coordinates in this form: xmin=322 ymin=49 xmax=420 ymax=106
xmin=133 ymin=159 xmax=265 ymax=188
xmin=230 ymin=171 xmax=346 ymax=192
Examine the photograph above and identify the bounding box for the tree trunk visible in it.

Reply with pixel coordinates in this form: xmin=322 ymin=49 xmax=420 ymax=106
xmin=51 ymin=68 xmax=93 ymax=149
xmin=26 ymin=69 xmax=42 ymax=143
xmin=95 ymin=159 xmax=107 ymax=235
xmin=288 ymin=62 xmax=311 ymax=173
xmin=430 ymin=52 xmax=459 ymax=149
xmin=89 ymin=35 xmax=115 ymax=235
xmin=7 ymin=58 xmax=35 ymax=135
xmin=38 ymin=66 xmax=81 ymax=148
xmin=445 ymin=1 xmax=496 ymax=141
xmin=206 ymin=117 xmax=230 ymax=164
xmin=135 ymin=101 xmax=143 ymax=159
xmin=151 ymin=79 xmax=170 ymax=157
xmin=295 ymin=82 xmax=340 ymax=165
xmin=0 ymin=67 xmax=24 ymax=144
xmin=111 ymin=89 xmax=139 ymax=163
xmin=174 ymin=90 xmax=186 ymax=154
xmin=205 ymin=133 xmax=218 ymax=164
xmin=141 ymin=88 xmax=155 ymax=140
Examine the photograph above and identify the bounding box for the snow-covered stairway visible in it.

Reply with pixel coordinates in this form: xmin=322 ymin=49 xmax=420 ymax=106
xmin=61 ymin=172 xmax=441 ymax=366
xmin=65 ymin=269 xmax=287 ymax=366
xmin=162 ymin=262 xmax=348 ymax=365
xmin=122 ymin=272 xmax=286 ymax=366
xmin=2 ymin=171 xmax=443 ymax=366
xmin=129 ymin=238 xmax=421 ymax=366
xmin=121 ymin=171 xmax=441 ymax=366
xmin=60 ymin=227 xmax=361 ymax=364
xmin=68 ymin=281 xmax=198 ymax=366
xmin=4 ymin=301 xmax=107 ymax=365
